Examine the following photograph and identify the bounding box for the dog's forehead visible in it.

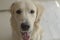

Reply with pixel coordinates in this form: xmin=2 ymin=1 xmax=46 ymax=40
xmin=25 ymin=1 xmax=36 ymax=9
xmin=14 ymin=1 xmax=36 ymax=10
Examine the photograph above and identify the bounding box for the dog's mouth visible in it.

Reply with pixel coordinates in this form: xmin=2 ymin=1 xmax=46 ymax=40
xmin=21 ymin=32 xmax=30 ymax=40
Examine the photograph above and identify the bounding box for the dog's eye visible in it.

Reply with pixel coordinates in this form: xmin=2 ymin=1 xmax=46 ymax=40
xmin=30 ymin=10 xmax=34 ymax=14
xmin=16 ymin=10 xmax=22 ymax=14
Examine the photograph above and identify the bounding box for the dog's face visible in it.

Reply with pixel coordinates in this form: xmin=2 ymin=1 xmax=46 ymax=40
xmin=10 ymin=1 xmax=44 ymax=33
xmin=11 ymin=1 xmax=37 ymax=32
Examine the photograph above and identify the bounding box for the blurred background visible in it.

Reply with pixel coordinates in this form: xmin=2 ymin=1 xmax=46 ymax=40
xmin=0 ymin=0 xmax=60 ymax=40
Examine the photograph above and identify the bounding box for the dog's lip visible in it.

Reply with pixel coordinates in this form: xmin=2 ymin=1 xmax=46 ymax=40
xmin=21 ymin=31 xmax=30 ymax=35
xmin=20 ymin=30 xmax=31 ymax=33
xmin=21 ymin=32 xmax=30 ymax=35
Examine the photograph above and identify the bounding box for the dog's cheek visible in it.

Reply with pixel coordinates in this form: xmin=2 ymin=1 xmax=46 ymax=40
xmin=28 ymin=18 xmax=34 ymax=29
xmin=14 ymin=14 xmax=21 ymax=21
xmin=30 ymin=23 xmax=34 ymax=31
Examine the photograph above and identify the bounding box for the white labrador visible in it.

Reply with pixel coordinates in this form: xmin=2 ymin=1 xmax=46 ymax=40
xmin=10 ymin=0 xmax=44 ymax=40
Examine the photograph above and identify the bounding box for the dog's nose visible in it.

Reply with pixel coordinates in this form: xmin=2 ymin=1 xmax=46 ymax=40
xmin=21 ymin=23 xmax=30 ymax=31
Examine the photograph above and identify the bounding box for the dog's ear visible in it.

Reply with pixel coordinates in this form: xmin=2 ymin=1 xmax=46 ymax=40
xmin=10 ymin=2 xmax=15 ymax=15
xmin=34 ymin=2 xmax=44 ymax=23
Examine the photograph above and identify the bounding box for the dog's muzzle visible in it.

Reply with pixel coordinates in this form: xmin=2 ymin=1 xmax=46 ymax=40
xmin=21 ymin=23 xmax=30 ymax=40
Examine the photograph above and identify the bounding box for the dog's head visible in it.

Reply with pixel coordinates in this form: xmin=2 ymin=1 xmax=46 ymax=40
xmin=10 ymin=0 xmax=44 ymax=33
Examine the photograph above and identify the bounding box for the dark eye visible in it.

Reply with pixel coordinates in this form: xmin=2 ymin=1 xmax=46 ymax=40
xmin=16 ymin=10 xmax=22 ymax=14
xmin=30 ymin=10 xmax=34 ymax=14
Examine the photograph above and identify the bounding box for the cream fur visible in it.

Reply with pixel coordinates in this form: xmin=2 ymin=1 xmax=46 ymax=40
xmin=10 ymin=0 xmax=44 ymax=40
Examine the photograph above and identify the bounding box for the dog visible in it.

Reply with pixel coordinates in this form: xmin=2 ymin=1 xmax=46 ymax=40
xmin=10 ymin=0 xmax=44 ymax=40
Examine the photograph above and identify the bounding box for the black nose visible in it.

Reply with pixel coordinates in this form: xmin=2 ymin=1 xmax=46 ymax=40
xmin=21 ymin=23 xmax=30 ymax=31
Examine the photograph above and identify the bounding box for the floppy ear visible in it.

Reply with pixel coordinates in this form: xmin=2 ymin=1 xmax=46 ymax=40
xmin=10 ymin=2 xmax=15 ymax=16
xmin=34 ymin=2 xmax=44 ymax=23
xmin=33 ymin=2 xmax=44 ymax=38
xmin=10 ymin=2 xmax=19 ymax=31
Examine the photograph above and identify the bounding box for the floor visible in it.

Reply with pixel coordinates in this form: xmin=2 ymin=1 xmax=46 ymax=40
xmin=0 ymin=0 xmax=60 ymax=40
